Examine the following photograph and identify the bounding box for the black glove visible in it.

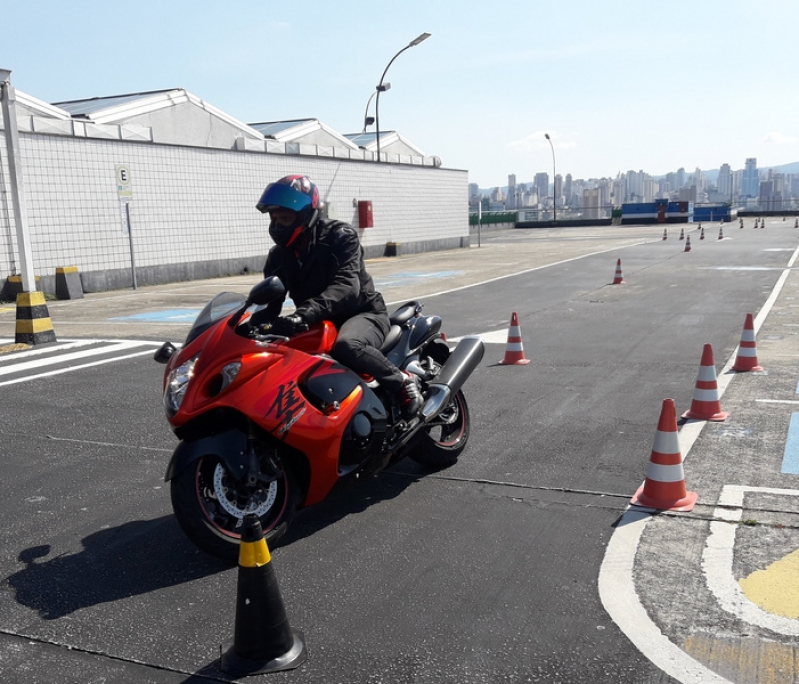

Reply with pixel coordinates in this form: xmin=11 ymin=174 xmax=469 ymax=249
xmin=270 ymin=313 xmax=309 ymax=337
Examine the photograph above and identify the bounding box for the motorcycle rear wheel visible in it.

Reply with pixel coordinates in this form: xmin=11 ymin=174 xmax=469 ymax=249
xmin=170 ymin=453 xmax=298 ymax=561
xmin=407 ymin=389 xmax=470 ymax=469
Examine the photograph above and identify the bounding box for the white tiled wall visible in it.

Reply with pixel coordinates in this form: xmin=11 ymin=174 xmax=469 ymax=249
xmin=0 ymin=132 xmax=468 ymax=284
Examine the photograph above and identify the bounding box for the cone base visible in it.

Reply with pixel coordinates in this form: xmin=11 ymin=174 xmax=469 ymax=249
xmin=499 ymin=357 xmax=531 ymax=365
xmin=731 ymin=363 xmax=764 ymax=373
xmin=631 ymin=486 xmax=698 ymax=512
xmin=681 ymin=408 xmax=728 ymax=421
xmin=221 ymin=629 xmax=307 ymax=676
xmin=612 ymin=279 xmax=625 ymax=285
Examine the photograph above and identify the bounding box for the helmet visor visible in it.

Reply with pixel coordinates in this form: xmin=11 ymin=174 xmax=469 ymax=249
xmin=256 ymin=182 xmax=313 ymax=214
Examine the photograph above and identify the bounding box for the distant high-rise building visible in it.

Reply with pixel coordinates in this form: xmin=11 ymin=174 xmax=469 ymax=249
xmin=534 ymin=172 xmax=549 ymax=205
xmin=507 ymin=174 xmax=517 ymax=209
xmin=468 ymin=182 xmax=480 ymax=199
xmin=554 ymin=174 xmax=562 ymax=207
xmin=564 ymin=174 xmax=573 ymax=206
xmin=717 ymin=163 xmax=732 ymax=199
xmin=742 ymin=158 xmax=758 ymax=197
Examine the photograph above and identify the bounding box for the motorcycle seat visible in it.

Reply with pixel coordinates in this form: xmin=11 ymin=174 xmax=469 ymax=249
xmin=379 ymin=325 xmax=402 ymax=353
xmin=389 ymin=301 xmax=419 ymax=326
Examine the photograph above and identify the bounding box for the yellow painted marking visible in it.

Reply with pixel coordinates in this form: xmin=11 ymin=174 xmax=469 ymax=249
xmin=239 ymin=538 xmax=271 ymax=567
xmin=739 ymin=547 xmax=799 ymax=619
xmin=0 ymin=307 xmax=14 ymax=312
xmin=685 ymin=633 xmax=796 ymax=683
xmin=15 ymin=318 xmax=54 ymax=334
xmin=55 ymin=266 xmax=79 ymax=274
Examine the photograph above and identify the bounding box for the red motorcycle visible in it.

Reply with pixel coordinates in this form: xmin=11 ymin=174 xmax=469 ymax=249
xmin=155 ymin=277 xmax=484 ymax=560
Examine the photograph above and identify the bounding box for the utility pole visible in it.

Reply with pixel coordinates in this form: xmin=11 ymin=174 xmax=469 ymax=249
xmin=0 ymin=68 xmax=36 ymax=293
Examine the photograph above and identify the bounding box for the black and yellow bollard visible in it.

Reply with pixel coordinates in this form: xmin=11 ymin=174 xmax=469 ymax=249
xmin=15 ymin=291 xmax=56 ymax=345
xmin=220 ymin=514 xmax=307 ymax=677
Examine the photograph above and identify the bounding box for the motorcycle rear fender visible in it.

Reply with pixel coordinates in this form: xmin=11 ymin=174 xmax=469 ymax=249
xmin=164 ymin=428 xmax=248 ymax=482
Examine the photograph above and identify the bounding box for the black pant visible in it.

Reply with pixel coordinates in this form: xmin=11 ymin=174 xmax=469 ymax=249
xmin=332 ymin=311 xmax=404 ymax=393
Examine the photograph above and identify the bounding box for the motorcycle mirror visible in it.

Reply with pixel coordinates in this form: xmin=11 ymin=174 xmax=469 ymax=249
xmin=247 ymin=276 xmax=286 ymax=306
xmin=154 ymin=341 xmax=177 ymax=364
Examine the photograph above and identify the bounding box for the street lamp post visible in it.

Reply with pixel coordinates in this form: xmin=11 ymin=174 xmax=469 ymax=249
xmin=374 ymin=32 xmax=431 ymax=162
xmin=361 ymin=90 xmax=377 ymax=134
xmin=544 ymin=133 xmax=556 ymax=223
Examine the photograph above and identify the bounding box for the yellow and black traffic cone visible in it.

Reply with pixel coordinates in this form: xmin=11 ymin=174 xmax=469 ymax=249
xmin=220 ymin=515 xmax=307 ymax=676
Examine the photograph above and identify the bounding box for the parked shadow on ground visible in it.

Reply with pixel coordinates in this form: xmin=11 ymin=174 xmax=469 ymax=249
xmin=6 ymin=515 xmax=229 ymax=619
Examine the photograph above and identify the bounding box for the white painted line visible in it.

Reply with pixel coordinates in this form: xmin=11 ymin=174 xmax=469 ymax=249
xmin=702 ymin=485 xmax=799 ymax=636
xmin=0 ymin=339 xmax=100 ymax=362
xmin=0 ymin=340 xmax=150 ymax=377
xmin=599 ymin=510 xmax=736 ymax=684
xmin=599 ymin=243 xmax=799 ymax=684
xmin=0 ymin=348 xmax=158 ymax=387
xmin=755 ymin=399 xmax=799 ymax=405
xmin=387 ymin=240 xmax=652 ymax=304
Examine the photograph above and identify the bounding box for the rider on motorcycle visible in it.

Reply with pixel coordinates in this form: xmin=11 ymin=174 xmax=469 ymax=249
xmin=256 ymin=174 xmax=422 ymax=417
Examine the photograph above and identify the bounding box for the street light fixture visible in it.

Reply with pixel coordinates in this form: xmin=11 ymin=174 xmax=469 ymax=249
xmin=544 ymin=133 xmax=556 ymax=222
xmin=374 ymin=32 xmax=431 ymax=162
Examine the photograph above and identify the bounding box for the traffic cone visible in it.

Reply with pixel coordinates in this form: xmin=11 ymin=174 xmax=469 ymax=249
xmin=631 ymin=399 xmax=698 ymax=512
xmin=499 ymin=312 xmax=531 ymax=365
xmin=700 ymin=226 xmax=705 ymax=240
xmin=740 ymin=218 xmax=744 ymax=229
xmin=679 ymin=228 xmax=685 ymax=240
xmin=611 ymin=258 xmax=625 ymax=284
xmin=794 ymin=218 xmax=798 ymax=228
xmin=718 ymin=226 xmax=724 ymax=240
xmin=221 ymin=515 xmax=307 ymax=676
xmin=731 ymin=312 xmax=764 ymax=372
xmin=697 ymin=222 xmax=702 ymax=232
xmin=684 ymin=235 xmax=692 ymax=252
xmin=682 ymin=343 xmax=728 ymax=421
xmin=662 ymin=228 xmax=668 ymax=240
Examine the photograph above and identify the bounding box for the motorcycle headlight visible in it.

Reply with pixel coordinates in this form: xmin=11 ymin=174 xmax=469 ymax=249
xmin=165 ymin=356 xmax=198 ymax=415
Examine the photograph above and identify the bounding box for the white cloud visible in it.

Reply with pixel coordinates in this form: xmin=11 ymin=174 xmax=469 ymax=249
xmin=762 ymin=131 xmax=797 ymax=144
xmin=510 ymin=131 xmax=577 ymax=153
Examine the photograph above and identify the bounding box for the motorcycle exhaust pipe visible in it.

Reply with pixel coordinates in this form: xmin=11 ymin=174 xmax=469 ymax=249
xmin=420 ymin=335 xmax=484 ymax=423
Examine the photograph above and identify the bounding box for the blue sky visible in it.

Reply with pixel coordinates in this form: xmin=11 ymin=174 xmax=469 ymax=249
xmin=4 ymin=0 xmax=798 ymax=187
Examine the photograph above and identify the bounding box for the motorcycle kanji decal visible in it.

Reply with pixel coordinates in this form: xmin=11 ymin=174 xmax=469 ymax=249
xmin=265 ymin=380 xmax=307 ymax=436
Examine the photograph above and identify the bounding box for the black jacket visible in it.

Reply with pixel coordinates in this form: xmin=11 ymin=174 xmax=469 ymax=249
xmin=262 ymin=219 xmax=387 ymax=328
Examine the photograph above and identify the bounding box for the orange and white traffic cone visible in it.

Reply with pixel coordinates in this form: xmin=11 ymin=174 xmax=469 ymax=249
xmin=679 ymin=228 xmax=685 ymax=240
xmin=684 ymin=235 xmax=692 ymax=252
xmin=682 ymin=343 xmax=728 ymax=421
xmin=700 ymin=226 xmax=705 ymax=240
xmin=662 ymin=228 xmax=668 ymax=240
xmin=697 ymin=222 xmax=702 ymax=232
xmin=794 ymin=218 xmax=798 ymax=228
xmin=611 ymin=259 xmax=625 ymax=284
xmin=631 ymin=399 xmax=698 ymax=512
xmin=731 ymin=312 xmax=764 ymax=372
xmin=499 ymin=312 xmax=531 ymax=365
xmin=718 ymin=226 xmax=724 ymax=240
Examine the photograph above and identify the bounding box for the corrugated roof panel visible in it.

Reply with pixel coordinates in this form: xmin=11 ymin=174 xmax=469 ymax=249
xmin=53 ymin=90 xmax=176 ymax=117
xmin=249 ymin=119 xmax=315 ymax=137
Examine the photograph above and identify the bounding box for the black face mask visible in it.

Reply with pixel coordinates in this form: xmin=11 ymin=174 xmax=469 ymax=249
xmin=269 ymin=219 xmax=305 ymax=248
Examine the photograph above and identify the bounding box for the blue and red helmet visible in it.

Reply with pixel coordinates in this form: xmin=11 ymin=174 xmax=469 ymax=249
xmin=256 ymin=175 xmax=320 ymax=248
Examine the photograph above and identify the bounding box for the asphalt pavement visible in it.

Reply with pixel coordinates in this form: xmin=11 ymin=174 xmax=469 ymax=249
xmin=2 ymin=221 xmax=799 ymax=683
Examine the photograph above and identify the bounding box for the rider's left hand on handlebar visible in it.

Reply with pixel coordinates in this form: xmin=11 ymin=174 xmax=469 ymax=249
xmin=270 ymin=314 xmax=309 ymax=337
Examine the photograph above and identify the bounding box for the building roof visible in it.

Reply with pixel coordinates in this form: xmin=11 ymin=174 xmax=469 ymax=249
xmin=248 ymin=118 xmax=359 ymax=150
xmin=344 ymin=130 xmax=425 ymax=156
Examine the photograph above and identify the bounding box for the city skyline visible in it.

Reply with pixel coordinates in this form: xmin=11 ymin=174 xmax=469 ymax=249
xmin=470 ymin=157 xmax=799 ymax=213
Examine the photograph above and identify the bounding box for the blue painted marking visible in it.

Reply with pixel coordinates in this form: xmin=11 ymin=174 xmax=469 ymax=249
xmin=781 ymin=413 xmax=799 ymax=474
xmin=376 ymin=271 xmax=464 ymax=287
xmin=110 ymin=309 xmax=201 ymax=322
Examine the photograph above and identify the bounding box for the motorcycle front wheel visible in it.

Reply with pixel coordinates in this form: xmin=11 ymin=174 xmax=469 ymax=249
xmin=170 ymin=453 xmax=299 ymax=561
xmin=407 ymin=389 xmax=470 ymax=469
